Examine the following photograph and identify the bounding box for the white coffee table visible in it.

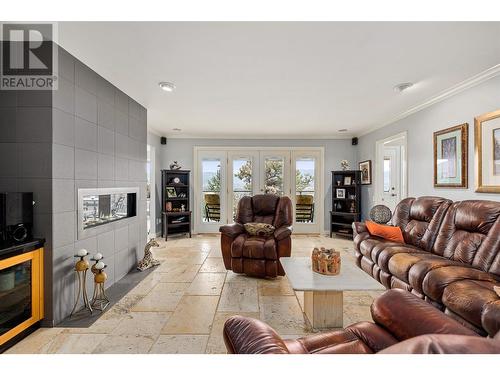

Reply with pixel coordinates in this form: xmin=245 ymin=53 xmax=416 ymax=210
xmin=280 ymin=257 xmax=384 ymax=329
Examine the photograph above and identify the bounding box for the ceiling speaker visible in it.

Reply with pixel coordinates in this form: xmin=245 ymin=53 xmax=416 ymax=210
xmin=161 ymin=137 xmax=167 ymax=145
xmin=352 ymin=137 xmax=358 ymax=146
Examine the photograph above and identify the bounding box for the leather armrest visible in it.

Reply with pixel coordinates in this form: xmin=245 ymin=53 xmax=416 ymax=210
xmin=219 ymin=223 xmax=245 ymax=238
xmin=352 ymin=221 xmax=368 ymax=237
xmin=482 ymin=301 xmax=500 ymax=338
xmin=378 ymin=334 xmax=500 ymax=354
xmin=223 ymin=316 xmax=289 ymax=354
xmin=371 ymin=289 xmax=478 ymax=341
xmin=274 ymin=226 xmax=292 ymax=241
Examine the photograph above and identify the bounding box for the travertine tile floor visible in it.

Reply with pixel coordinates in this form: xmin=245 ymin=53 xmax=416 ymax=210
xmin=6 ymin=234 xmax=382 ymax=354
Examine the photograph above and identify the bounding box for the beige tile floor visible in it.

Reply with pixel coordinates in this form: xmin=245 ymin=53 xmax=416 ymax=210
xmin=6 ymin=234 xmax=382 ymax=354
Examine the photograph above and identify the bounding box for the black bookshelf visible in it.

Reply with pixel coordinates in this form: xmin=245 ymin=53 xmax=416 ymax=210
xmin=330 ymin=170 xmax=361 ymax=238
xmin=161 ymin=169 xmax=191 ymax=240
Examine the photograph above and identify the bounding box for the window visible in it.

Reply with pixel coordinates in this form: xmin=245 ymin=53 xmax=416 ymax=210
xmin=383 ymin=157 xmax=391 ymax=193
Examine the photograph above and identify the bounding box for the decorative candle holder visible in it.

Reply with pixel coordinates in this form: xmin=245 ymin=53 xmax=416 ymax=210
xmin=90 ymin=261 xmax=110 ymax=311
xmin=311 ymin=247 xmax=341 ymax=276
xmin=70 ymin=249 xmax=93 ymax=316
xmin=90 ymin=253 xmax=103 ymax=275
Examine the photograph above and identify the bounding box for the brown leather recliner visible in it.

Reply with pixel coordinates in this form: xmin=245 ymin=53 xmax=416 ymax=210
xmin=223 ymin=289 xmax=500 ymax=354
xmin=219 ymin=194 xmax=293 ymax=278
xmin=353 ymin=197 xmax=500 ymax=337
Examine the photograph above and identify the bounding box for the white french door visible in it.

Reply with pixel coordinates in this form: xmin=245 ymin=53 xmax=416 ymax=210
xmin=227 ymin=151 xmax=260 ymax=222
xmin=381 ymin=147 xmax=400 ymax=212
xmin=194 ymin=147 xmax=323 ymax=234
xmin=259 ymin=151 xmax=291 ymax=196
xmin=196 ymin=150 xmax=227 ymax=233
xmin=292 ymin=150 xmax=322 ymax=233
xmin=374 ymin=131 xmax=408 ymax=214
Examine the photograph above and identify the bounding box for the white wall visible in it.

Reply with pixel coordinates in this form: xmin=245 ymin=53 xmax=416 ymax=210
xmin=147 ymin=131 xmax=163 ymax=235
xmin=357 ymin=75 xmax=500 ymax=219
xmin=158 ymin=138 xmax=356 ymax=231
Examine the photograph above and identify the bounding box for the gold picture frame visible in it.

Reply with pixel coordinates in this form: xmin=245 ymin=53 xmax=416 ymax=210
xmin=475 ymin=109 xmax=500 ymax=193
xmin=433 ymin=123 xmax=468 ymax=188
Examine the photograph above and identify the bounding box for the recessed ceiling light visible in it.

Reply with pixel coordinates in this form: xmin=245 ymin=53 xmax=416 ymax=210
xmin=172 ymin=128 xmax=182 ymax=132
xmin=159 ymin=82 xmax=176 ymax=92
xmin=394 ymin=82 xmax=414 ymax=93
xmin=338 ymin=129 xmax=348 ymax=132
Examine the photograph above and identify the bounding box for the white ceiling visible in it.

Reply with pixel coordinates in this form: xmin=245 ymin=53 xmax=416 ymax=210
xmin=58 ymin=22 xmax=500 ymax=139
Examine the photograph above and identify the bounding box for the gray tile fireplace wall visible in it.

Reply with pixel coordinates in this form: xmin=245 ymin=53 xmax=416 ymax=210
xmin=51 ymin=47 xmax=148 ymax=324
xmin=0 ymin=45 xmax=148 ymax=325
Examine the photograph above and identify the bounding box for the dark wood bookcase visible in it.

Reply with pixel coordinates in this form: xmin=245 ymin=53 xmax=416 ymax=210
xmin=161 ymin=169 xmax=191 ymax=240
xmin=330 ymin=170 xmax=361 ymax=238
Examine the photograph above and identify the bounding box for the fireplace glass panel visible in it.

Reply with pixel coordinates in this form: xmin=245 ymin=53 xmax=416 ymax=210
xmin=82 ymin=192 xmax=134 ymax=229
xmin=0 ymin=260 xmax=32 ymax=336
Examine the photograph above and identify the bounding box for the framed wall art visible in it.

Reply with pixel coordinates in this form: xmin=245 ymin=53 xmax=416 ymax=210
xmin=358 ymin=160 xmax=372 ymax=185
xmin=433 ymin=123 xmax=468 ymax=188
xmin=166 ymin=187 xmax=177 ymax=198
xmin=475 ymin=109 xmax=500 ymax=193
xmin=336 ymin=188 xmax=346 ymax=199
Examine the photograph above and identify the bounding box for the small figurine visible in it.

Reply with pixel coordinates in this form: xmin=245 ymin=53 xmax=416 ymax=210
xmin=349 ymin=201 xmax=356 ymax=213
xmin=340 ymin=160 xmax=350 ymax=171
xmin=180 ymin=204 xmax=185 ymax=212
xmin=169 ymin=161 xmax=182 ymax=170
xmin=137 ymin=238 xmax=161 ymax=271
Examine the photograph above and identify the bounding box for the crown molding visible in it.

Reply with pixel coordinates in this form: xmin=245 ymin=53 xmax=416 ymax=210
xmin=357 ymin=63 xmax=500 ymax=137
xmin=160 ymin=133 xmax=354 ymax=140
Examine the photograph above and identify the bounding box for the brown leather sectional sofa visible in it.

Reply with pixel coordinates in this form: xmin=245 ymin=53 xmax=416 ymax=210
xmin=223 ymin=289 xmax=500 ymax=354
xmin=219 ymin=194 xmax=293 ymax=278
xmin=353 ymin=197 xmax=500 ymax=337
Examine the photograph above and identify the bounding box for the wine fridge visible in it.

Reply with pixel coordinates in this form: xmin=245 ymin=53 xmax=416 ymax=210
xmin=0 ymin=247 xmax=44 ymax=348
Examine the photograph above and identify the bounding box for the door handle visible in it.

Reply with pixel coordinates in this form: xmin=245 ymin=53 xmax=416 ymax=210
xmin=391 ymin=193 xmax=397 ymax=197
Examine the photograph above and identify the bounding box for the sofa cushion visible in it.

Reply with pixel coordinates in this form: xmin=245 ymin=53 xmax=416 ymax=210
xmin=231 ymin=233 xmax=247 ymax=258
xmin=422 ymin=265 xmax=498 ymax=302
xmin=365 ymin=221 xmax=405 ymax=243
xmin=252 ymin=194 xmax=279 ymax=224
xmin=375 ymin=245 xmax=427 ymax=273
xmin=442 ymin=279 xmax=500 ymax=336
xmin=388 ymin=252 xmax=442 ymax=283
xmin=358 ymin=237 xmax=402 ymax=260
xmin=407 ymin=257 xmax=468 ymax=293
xmin=432 ymin=200 xmax=500 ymax=277
xmin=392 ymin=196 xmax=452 ymax=251
xmin=242 ymin=236 xmax=277 ymax=260
xmin=378 ymin=334 xmax=500 ymax=354
xmin=243 ymin=222 xmax=275 ymax=237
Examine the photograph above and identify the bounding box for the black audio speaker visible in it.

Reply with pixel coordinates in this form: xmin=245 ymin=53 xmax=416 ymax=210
xmin=0 ymin=192 xmax=34 ymax=244
xmin=352 ymin=137 xmax=358 ymax=146
xmin=161 ymin=137 xmax=167 ymax=145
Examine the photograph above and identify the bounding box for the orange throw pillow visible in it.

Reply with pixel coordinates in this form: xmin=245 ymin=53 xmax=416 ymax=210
xmin=365 ymin=221 xmax=405 ymax=244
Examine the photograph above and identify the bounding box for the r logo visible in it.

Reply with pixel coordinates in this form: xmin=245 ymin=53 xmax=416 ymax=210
xmin=1 ymin=23 xmax=58 ymax=90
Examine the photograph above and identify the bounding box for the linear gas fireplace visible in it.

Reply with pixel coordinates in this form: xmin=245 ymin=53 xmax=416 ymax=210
xmin=77 ymin=188 xmax=138 ymax=239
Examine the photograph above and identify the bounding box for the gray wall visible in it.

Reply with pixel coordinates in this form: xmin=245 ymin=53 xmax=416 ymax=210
xmin=356 ymin=75 xmax=500 ymax=219
xmin=159 ymin=138 xmax=356 ymax=231
xmin=0 ymin=84 xmax=54 ymax=322
xmin=0 ymin=45 xmax=148 ymax=325
xmin=50 ymin=47 xmax=148 ymax=324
